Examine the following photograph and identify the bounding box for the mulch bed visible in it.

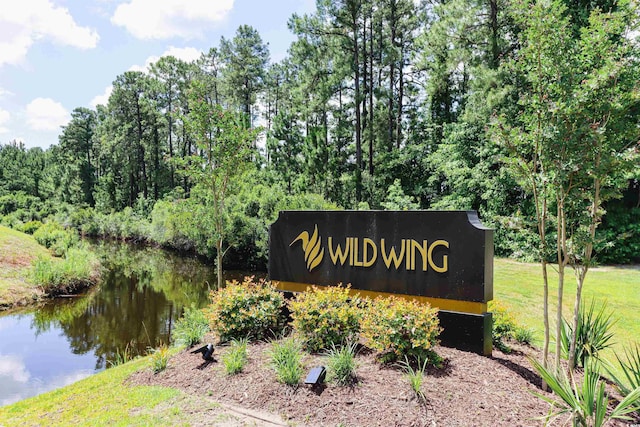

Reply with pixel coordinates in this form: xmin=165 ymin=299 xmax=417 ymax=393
xmin=128 ymin=336 xmax=638 ymax=426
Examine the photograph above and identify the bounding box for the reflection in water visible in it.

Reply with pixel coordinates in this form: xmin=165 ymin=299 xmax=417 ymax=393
xmin=0 ymin=241 xmax=220 ymax=406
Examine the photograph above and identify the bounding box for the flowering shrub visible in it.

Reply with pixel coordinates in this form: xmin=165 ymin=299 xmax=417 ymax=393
xmin=288 ymin=284 xmax=361 ymax=352
xmin=206 ymin=277 xmax=285 ymax=341
xmin=360 ymin=296 xmax=441 ymax=362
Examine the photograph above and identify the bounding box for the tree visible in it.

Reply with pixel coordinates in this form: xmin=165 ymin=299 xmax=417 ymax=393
xmin=494 ymin=0 xmax=640 ymax=373
xmin=184 ymin=79 xmax=260 ymax=288
xmin=220 ymin=25 xmax=270 ymax=128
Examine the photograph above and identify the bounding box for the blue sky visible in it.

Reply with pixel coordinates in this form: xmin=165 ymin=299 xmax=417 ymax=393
xmin=0 ymin=0 xmax=316 ymax=149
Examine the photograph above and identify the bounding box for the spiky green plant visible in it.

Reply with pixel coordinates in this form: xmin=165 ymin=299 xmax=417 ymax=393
xmin=150 ymin=344 xmax=170 ymax=374
xmin=222 ymin=338 xmax=248 ymax=375
xmin=269 ymin=337 xmax=304 ymax=386
xmin=531 ymin=358 xmax=640 ymax=426
xmin=326 ymin=342 xmax=358 ymax=385
xmin=172 ymin=305 xmax=210 ymax=348
xmin=606 ymin=342 xmax=640 ymax=398
xmin=398 ymin=356 xmax=429 ymax=402
xmin=561 ymin=299 xmax=615 ymax=369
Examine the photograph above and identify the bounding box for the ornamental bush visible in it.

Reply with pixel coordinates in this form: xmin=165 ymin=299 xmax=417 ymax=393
xmin=206 ymin=277 xmax=285 ymax=342
xmin=360 ymin=296 xmax=441 ymax=362
xmin=288 ymin=284 xmax=361 ymax=353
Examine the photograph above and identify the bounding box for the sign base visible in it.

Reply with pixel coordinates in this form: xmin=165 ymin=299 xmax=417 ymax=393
xmin=438 ymin=311 xmax=492 ymax=356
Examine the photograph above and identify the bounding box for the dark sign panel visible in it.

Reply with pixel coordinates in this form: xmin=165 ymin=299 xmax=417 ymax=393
xmin=269 ymin=210 xmax=494 ymax=355
xmin=270 ymin=210 xmax=492 ymax=303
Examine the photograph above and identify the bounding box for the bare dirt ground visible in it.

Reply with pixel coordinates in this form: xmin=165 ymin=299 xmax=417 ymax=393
xmin=128 ymin=336 xmax=640 ymax=426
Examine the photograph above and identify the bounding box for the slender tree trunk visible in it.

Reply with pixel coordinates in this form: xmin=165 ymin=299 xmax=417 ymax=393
xmin=555 ymin=195 xmax=567 ymax=370
xmin=368 ymin=13 xmax=374 ymax=176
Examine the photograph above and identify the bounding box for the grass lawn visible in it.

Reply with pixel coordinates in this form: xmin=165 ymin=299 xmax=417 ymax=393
xmin=0 ymin=225 xmax=51 ymax=307
xmin=0 ymin=354 xmax=231 ymax=427
xmin=494 ymin=257 xmax=640 ymax=366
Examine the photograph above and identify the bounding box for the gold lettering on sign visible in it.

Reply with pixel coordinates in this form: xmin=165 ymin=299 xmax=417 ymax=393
xmin=313 ymin=233 xmax=449 ymax=273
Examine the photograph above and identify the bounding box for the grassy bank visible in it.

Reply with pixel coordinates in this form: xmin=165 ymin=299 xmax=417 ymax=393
xmin=494 ymin=258 xmax=640 ymax=361
xmin=0 ymin=225 xmax=51 ymax=308
xmin=0 ymin=225 xmax=99 ymax=309
xmin=0 ymin=354 xmax=230 ymax=427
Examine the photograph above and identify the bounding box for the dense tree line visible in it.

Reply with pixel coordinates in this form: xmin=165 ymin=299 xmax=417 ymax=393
xmin=1 ymin=0 xmax=638 ymax=265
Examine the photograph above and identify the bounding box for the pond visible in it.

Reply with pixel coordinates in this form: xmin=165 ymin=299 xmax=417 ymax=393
xmin=0 ymin=241 xmax=248 ymax=407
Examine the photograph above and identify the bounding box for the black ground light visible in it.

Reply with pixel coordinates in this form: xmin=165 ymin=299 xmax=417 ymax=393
xmin=304 ymin=366 xmax=326 ymax=385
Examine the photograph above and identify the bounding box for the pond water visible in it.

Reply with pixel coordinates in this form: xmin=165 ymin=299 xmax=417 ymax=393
xmin=0 ymin=241 xmax=243 ymax=407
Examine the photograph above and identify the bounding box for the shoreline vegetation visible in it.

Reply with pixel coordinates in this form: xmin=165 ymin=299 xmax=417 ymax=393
xmin=0 ymin=225 xmax=100 ymax=310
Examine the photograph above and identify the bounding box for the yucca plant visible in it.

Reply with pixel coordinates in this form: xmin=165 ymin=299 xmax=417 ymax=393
xmin=606 ymin=342 xmax=640 ymax=398
xmin=531 ymin=358 xmax=640 ymax=426
xmin=561 ymin=300 xmax=615 ymax=369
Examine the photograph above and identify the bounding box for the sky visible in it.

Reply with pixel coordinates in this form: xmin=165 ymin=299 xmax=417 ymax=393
xmin=0 ymin=0 xmax=316 ymax=149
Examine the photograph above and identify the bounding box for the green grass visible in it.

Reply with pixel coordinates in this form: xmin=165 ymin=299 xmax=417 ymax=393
xmin=0 ymin=355 xmax=198 ymax=426
xmin=0 ymin=225 xmax=51 ymax=306
xmin=494 ymin=258 xmax=640 ymax=371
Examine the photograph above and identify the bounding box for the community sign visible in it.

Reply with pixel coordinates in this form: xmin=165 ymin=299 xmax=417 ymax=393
xmin=269 ymin=210 xmax=494 ymax=355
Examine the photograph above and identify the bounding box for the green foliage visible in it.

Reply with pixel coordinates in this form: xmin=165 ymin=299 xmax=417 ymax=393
xmin=268 ymin=337 xmax=304 ymax=386
xmin=222 ymin=338 xmax=249 ymax=375
xmin=108 ymin=343 xmax=135 ymax=368
xmin=607 ymin=343 xmax=640 ymax=398
xmin=33 ymin=221 xmax=79 ymax=256
xmin=531 ymin=358 xmax=640 ymax=427
xmin=380 ymin=179 xmax=419 ymax=211
xmin=326 ymin=342 xmax=358 ymax=386
xmin=172 ymin=305 xmax=210 ymax=348
xmin=398 ymin=356 xmax=429 ymax=402
xmin=490 ymin=300 xmax=518 ymax=353
xmin=30 ymin=246 xmax=99 ymax=294
xmin=19 ymin=220 xmax=43 ymax=235
xmin=561 ymin=300 xmax=616 ymax=369
xmin=360 ymin=296 xmax=441 ymax=362
xmin=150 ymin=344 xmax=170 ymax=374
xmin=288 ymin=285 xmax=361 ymax=352
xmin=513 ymin=326 xmax=534 ymax=345
xmin=206 ymin=277 xmax=285 ymax=341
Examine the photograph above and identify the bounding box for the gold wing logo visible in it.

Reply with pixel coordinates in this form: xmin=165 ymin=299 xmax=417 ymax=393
xmin=290 ymin=224 xmax=324 ymax=272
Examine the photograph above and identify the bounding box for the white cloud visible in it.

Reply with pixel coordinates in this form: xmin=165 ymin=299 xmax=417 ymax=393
xmin=90 ymin=85 xmax=113 ymax=108
xmin=25 ymin=98 xmax=70 ymax=131
xmin=129 ymin=46 xmax=202 ymax=73
xmin=0 ymin=354 xmax=30 ymax=384
xmin=112 ymin=0 xmax=234 ymax=40
xmin=0 ymin=109 xmax=10 ymax=133
xmin=0 ymin=0 xmax=99 ymax=67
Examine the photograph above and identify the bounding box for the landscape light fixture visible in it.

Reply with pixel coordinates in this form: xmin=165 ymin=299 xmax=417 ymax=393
xmin=304 ymin=366 xmax=326 ymax=386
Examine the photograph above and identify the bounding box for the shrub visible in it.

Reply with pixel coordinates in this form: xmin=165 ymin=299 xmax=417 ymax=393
xmin=288 ymin=285 xmax=361 ymax=352
xmin=222 ymin=338 xmax=248 ymax=375
xmin=514 ymin=326 xmax=535 ymax=345
xmin=150 ymin=344 xmax=170 ymax=373
xmin=489 ymin=301 xmax=518 ymax=353
xmin=560 ymin=299 xmax=615 ymax=369
xmin=360 ymin=296 xmax=441 ymax=362
xmin=172 ymin=305 xmax=210 ymax=348
xmin=31 ymin=246 xmax=99 ymax=294
xmin=33 ymin=221 xmax=78 ymax=256
xmin=326 ymin=342 xmax=358 ymax=385
xmin=206 ymin=277 xmax=285 ymax=342
xmin=269 ymin=337 xmax=304 ymax=386
xmin=20 ymin=220 xmax=42 ymax=235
